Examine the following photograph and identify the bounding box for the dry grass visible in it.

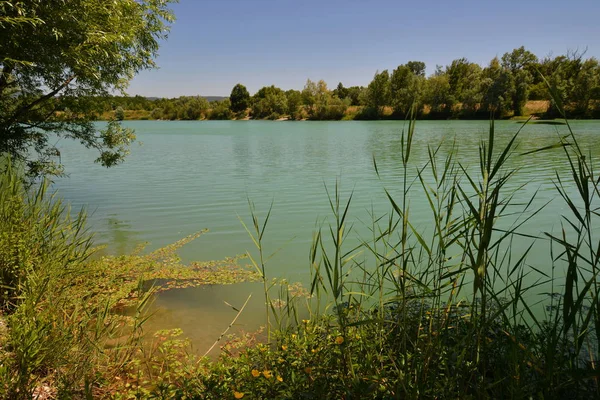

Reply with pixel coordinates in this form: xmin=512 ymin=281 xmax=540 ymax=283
xmin=523 ymin=100 xmax=550 ymax=115
xmin=98 ymin=110 xmax=152 ymax=120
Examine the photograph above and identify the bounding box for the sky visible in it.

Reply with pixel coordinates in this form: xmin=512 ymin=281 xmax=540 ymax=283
xmin=126 ymin=0 xmax=600 ymax=98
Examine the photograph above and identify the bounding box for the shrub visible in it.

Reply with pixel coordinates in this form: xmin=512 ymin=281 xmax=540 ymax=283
xmin=114 ymin=106 xmax=125 ymax=121
xmin=208 ymin=99 xmax=234 ymax=120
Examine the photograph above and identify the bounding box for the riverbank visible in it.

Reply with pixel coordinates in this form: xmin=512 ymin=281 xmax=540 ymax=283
xmin=98 ymin=99 xmax=600 ymax=122
xmin=98 ymin=100 xmax=566 ymax=122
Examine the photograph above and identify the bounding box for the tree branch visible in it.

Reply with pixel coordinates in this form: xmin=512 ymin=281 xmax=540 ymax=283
xmin=0 ymin=64 xmax=14 ymax=95
xmin=7 ymin=74 xmax=75 ymax=125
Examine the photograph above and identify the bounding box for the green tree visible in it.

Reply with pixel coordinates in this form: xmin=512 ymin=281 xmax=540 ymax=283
xmin=423 ymin=67 xmax=454 ymax=118
xmin=285 ymin=89 xmax=303 ymax=120
xmin=571 ymin=58 xmax=600 ymax=116
xmin=481 ymin=57 xmax=514 ymax=116
xmin=390 ymin=64 xmax=424 ymax=116
xmin=540 ymin=54 xmax=581 ymax=117
xmin=301 ymin=79 xmax=329 ymax=115
xmin=301 ymin=79 xmax=318 ymax=107
xmin=0 ymin=0 xmax=175 ymax=177
xmin=332 ymin=82 xmax=349 ymax=100
xmin=229 ymin=83 xmax=250 ymax=113
xmin=366 ymin=70 xmax=390 ymax=117
xmin=181 ymin=96 xmax=209 ymax=120
xmin=114 ymin=106 xmax=125 ymax=121
xmin=406 ymin=61 xmax=426 ymax=77
xmin=446 ymin=58 xmax=482 ymax=115
xmin=346 ymin=86 xmax=366 ymax=106
xmin=252 ymin=86 xmax=288 ymax=119
xmin=303 ymin=80 xmax=349 ymax=120
xmin=208 ymin=99 xmax=234 ymax=120
xmin=501 ymin=47 xmax=538 ymax=115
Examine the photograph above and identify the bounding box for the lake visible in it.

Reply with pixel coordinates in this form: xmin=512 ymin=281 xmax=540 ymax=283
xmin=52 ymin=119 xmax=600 ymax=352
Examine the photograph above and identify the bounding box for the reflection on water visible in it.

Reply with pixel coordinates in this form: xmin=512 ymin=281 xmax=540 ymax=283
xmin=52 ymin=120 xmax=600 ymax=349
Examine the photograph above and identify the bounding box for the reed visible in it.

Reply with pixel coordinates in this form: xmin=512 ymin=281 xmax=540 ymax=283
xmin=228 ymin=101 xmax=599 ymax=398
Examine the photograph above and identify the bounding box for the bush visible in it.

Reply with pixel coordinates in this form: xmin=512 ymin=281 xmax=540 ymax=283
xmin=208 ymin=99 xmax=234 ymax=120
xmin=114 ymin=106 xmax=125 ymax=121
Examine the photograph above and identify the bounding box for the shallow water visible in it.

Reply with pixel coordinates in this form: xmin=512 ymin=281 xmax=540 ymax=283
xmin=52 ymin=119 xmax=600 ymax=351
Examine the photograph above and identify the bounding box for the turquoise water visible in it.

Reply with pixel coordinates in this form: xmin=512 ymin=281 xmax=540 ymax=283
xmin=52 ymin=120 xmax=600 ymax=351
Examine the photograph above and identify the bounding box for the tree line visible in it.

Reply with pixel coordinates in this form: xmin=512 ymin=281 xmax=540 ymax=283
xmin=97 ymin=47 xmax=600 ymax=121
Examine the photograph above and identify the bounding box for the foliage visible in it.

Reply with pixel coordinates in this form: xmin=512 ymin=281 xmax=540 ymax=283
xmin=345 ymin=86 xmax=366 ymax=106
xmin=285 ymin=89 xmax=303 ymax=120
xmin=252 ymin=86 xmax=288 ymax=119
xmin=0 ymin=0 xmax=175 ymax=177
xmin=332 ymin=82 xmax=348 ymax=100
xmin=365 ymin=70 xmax=390 ymax=117
xmin=501 ymin=46 xmax=538 ymax=116
xmin=230 ymin=84 xmax=251 ymax=114
xmin=302 ymin=79 xmax=350 ymax=120
xmin=86 ymin=46 xmax=600 ymax=123
xmin=114 ymin=106 xmax=125 ymax=121
xmin=390 ymin=63 xmax=425 ymax=117
xmin=481 ymin=57 xmax=514 ymax=115
xmin=423 ymin=67 xmax=454 ymax=118
xmin=446 ymin=57 xmax=484 ymax=115
xmin=208 ymin=99 xmax=235 ymax=120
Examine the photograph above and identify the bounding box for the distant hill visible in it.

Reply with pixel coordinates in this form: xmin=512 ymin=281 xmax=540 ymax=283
xmin=144 ymin=96 xmax=227 ymax=102
xmin=203 ymin=96 xmax=227 ymax=102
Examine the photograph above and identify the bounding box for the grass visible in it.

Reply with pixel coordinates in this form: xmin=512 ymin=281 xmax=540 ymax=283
xmin=0 ymin=162 xmax=259 ymax=398
xmin=1 ymin=97 xmax=599 ymax=398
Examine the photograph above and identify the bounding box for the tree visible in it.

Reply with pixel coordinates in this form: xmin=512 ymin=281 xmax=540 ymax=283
xmin=424 ymin=68 xmax=453 ymax=117
xmin=366 ymin=70 xmax=390 ymax=117
xmin=181 ymin=96 xmax=209 ymax=120
xmin=332 ymin=82 xmax=349 ymax=100
xmin=481 ymin=57 xmax=514 ymax=116
xmin=0 ymin=0 xmax=175 ymax=177
xmin=390 ymin=64 xmax=424 ymax=116
xmin=406 ymin=61 xmax=426 ymax=77
xmin=446 ymin=58 xmax=482 ymax=115
xmin=229 ymin=83 xmax=250 ymax=113
xmin=114 ymin=106 xmax=125 ymax=121
xmin=540 ymin=54 xmax=583 ymax=117
xmin=346 ymin=86 xmax=365 ymax=106
xmin=301 ymin=79 xmax=318 ymax=106
xmin=501 ymin=47 xmax=538 ymax=115
xmin=252 ymin=86 xmax=288 ymax=119
xmin=208 ymin=99 xmax=234 ymax=120
xmin=301 ymin=79 xmax=330 ymax=115
xmin=301 ymin=79 xmax=349 ymax=120
xmin=285 ymin=89 xmax=303 ymax=120
xmin=571 ymin=58 xmax=600 ymax=116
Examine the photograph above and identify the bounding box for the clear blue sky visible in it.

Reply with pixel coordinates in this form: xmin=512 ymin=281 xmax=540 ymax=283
xmin=126 ymin=0 xmax=600 ymax=97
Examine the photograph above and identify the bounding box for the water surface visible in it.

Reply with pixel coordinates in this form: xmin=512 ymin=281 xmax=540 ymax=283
xmin=53 ymin=120 xmax=600 ymax=351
